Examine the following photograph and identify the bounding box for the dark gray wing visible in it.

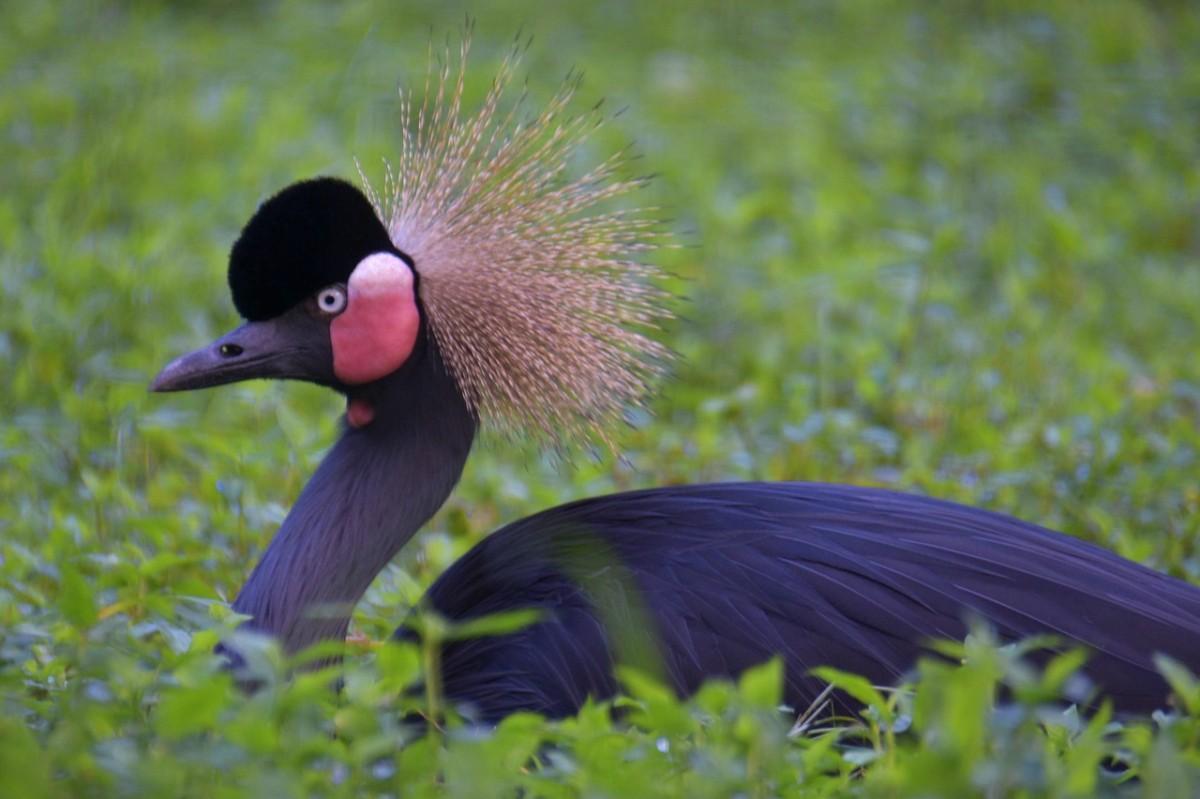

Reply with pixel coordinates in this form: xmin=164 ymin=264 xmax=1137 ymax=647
xmin=409 ymin=482 xmax=1200 ymax=720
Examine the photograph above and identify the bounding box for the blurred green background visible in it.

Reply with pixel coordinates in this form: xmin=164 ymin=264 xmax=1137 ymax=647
xmin=2 ymin=1 xmax=1199 ymax=795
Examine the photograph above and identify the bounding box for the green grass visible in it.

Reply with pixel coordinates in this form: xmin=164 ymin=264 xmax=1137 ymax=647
xmin=3 ymin=1 xmax=1200 ymax=796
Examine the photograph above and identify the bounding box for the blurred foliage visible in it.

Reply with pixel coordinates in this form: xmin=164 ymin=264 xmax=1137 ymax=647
xmin=2 ymin=0 xmax=1200 ymax=796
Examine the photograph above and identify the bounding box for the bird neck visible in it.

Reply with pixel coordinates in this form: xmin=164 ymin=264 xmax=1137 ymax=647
xmin=230 ymin=338 xmax=475 ymax=655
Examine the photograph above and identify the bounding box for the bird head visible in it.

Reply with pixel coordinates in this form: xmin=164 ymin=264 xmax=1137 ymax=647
xmin=151 ymin=178 xmax=423 ymax=428
xmin=152 ymin=38 xmax=673 ymax=445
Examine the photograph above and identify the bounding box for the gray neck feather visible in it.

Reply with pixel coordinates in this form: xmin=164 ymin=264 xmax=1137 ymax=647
xmin=231 ymin=339 xmax=475 ymax=654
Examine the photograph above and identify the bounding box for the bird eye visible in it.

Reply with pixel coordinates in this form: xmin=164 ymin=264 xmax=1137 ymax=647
xmin=315 ymin=286 xmax=347 ymax=316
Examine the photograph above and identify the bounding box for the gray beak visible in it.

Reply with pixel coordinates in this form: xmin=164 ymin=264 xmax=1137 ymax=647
xmin=151 ymin=309 xmax=334 ymax=392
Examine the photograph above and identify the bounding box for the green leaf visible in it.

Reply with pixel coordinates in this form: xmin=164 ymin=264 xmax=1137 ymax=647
xmin=57 ymin=562 xmax=96 ymax=629
xmin=155 ymin=680 xmax=232 ymax=739
xmin=375 ymin=640 xmax=421 ymax=693
xmin=1041 ymin=648 xmax=1090 ymax=692
xmin=617 ymin=666 xmax=693 ymax=736
xmin=1155 ymin=654 xmax=1200 ymax=715
xmin=444 ymin=608 xmax=544 ymax=641
xmin=811 ymin=666 xmax=886 ymax=712
xmin=739 ymin=657 xmax=783 ymax=709
xmin=0 ymin=719 xmax=51 ymax=799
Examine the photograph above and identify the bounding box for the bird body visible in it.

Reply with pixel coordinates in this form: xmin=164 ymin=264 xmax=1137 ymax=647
xmin=422 ymin=482 xmax=1200 ymax=720
xmin=151 ymin=39 xmax=1200 ymax=721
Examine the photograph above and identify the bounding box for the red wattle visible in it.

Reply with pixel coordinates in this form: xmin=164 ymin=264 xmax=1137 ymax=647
xmin=346 ymin=397 xmax=376 ymax=428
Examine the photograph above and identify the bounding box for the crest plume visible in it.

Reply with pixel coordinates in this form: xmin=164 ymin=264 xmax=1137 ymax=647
xmin=360 ymin=36 xmax=673 ymax=446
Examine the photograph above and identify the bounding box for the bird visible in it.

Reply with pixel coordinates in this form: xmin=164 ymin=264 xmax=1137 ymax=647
xmin=151 ymin=41 xmax=1200 ymax=722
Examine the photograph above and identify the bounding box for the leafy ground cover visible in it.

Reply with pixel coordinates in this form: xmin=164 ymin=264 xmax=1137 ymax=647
xmin=2 ymin=1 xmax=1199 ymax=796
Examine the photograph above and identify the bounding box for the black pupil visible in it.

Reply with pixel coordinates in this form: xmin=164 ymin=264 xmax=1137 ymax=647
xmin=323 ymin=294 xmax=336 ymax=306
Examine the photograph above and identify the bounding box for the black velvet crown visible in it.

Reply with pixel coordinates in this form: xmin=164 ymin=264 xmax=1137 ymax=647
xmin=228 ymin=177 xmax=408 ymax=321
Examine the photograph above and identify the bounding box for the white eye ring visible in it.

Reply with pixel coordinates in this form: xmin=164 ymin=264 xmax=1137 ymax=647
xmin=316 ymin=285 xmax=347 ymax=316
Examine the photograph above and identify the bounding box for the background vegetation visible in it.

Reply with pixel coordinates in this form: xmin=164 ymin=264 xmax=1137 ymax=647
xmin=2 ymin=0 xmax=1199 ymax=796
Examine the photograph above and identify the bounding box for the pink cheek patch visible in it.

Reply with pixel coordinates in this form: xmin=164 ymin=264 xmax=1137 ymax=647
xmin=331 ymin=253 xmax=420 ymax=385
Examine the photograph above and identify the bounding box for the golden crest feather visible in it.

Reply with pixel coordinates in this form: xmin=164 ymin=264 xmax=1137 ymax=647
xmin=359 ymin=37 xmax=673 ymax=445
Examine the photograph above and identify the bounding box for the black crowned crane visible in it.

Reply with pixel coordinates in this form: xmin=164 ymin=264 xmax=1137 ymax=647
xmin=152 ymin=46 xmax=1200 ymax=721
